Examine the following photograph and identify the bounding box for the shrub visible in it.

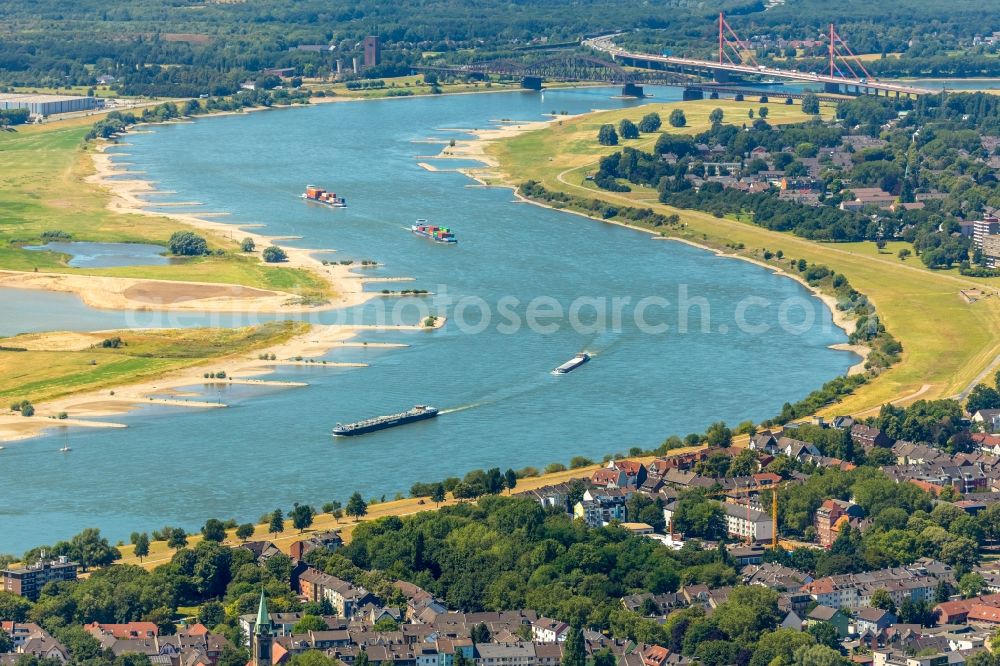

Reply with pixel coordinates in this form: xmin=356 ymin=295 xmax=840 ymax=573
xmin=262 ymin=246 xmax=288 ymax=262
xmin=167 ymin=231 xmax=208 ymax=256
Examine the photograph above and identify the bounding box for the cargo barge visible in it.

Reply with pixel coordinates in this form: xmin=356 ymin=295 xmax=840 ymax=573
xmin=302 ymin=185 xmax=347 ymax=207
xmin=411 ymin=220 xmax=457 ymax=243
xmin=332 ymin=405 xmax=439 ymax=437
xmin=552 ymin=352 xmax=590 ymax=375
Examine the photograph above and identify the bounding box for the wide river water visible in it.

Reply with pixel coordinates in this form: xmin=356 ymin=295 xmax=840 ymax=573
xmin=1 ymin=86 xmax=859 ymax=552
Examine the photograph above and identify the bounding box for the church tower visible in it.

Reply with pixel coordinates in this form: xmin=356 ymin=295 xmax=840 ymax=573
xmin=251 ymin=589 xmax=274 ymax=666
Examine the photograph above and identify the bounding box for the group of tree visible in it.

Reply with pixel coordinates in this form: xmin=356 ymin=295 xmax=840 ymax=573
xmin=409 ymin=466 xmax=520 ymax=502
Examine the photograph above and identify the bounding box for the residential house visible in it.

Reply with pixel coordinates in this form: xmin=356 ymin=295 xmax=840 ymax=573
xmin=933 ymin=594 xmax=1000 ymax=624
xmin=17 ymin=635 xmax=70 ymax=663
xmin=640 ymin=646 xmax=671 ymax=666
xmin=289 ymin=531 xmax=343 ymax=560
xmin=803 ymin=564 xmax=947 ymax=610
xmin=776 ymin=437 xmax=822 ymax=460
xmin=855 ymin=607 xmax=897 ymax=635
xmin=851 ymin=424 xmax=892 ymax=450
xmin=237 ymin=541 xmax=283 ymax=565
xmin=742 ymin=562 xmax=813 ymax=592
xmin=749 ymin=430 xmax=778 ymax=453
xmin=806 ymin=606 xmax=850 ymax=638
xmin=840 ymin=188 xmax=895 ymax=211
xmin=0 ymin=623 xmax=48 ymax=650
xmin=591 ymin=468 xmax=627 ymax=489
xmin=84 ymin=622 xmax=158 ymax=640
xmin=972 ymin=410 xmax=1000 ymax=434
xmin=873 ymin=650 xmax=966 ymax=666
xmin=607 ymin=460 xmax=648 ymax=488
xmin=722 ymin=502 xmax=773 ymax=543
xmin=532 ymin=618 xmax=569 ymax=643
xmin=815 ymin=499 xmax=863 ymax=548
xmin=515 ymin=483 xmax=575 ymax=513
xmin=475 ymin=643 xmax=535 ymax=666
xmin=574 ymin=489 xmax=628 ymax=527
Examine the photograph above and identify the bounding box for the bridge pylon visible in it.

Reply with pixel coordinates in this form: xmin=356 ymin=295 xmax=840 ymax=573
xmin=621 ymin=83 xmax=645 ymax=98
xmin=521 ymin=76 xmax=543 ymax=91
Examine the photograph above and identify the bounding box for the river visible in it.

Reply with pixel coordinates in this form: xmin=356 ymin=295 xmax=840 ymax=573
xmin=0 ymin=86 xmax=858 ymax=552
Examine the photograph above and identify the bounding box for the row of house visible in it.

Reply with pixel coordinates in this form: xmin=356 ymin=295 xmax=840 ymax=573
xmin=0 ymin=621 xmax=228 ymax=666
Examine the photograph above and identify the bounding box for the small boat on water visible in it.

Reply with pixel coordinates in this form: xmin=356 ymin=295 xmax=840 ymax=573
xmin=333 ymin=404 xmax=439 ymax=437
xmin=552 ymin=352 xmax=590 ymax=375
xmin=302 ymin=185 xmax=347 ymax=207
xmin=411 ymin=220 xmax=457 ymax=243
xmin=59 ymin=446 xmax=71 ymax=453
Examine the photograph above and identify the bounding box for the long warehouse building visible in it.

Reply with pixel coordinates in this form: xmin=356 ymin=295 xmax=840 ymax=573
xmin=0 ymin=93 xmax=103 ymax=116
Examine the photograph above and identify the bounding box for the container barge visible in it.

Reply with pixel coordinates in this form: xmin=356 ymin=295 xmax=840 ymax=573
xmin=411 ymin=220 xmax=457 ymax=243
xmin=552 ymin=352 xmax=590 ymax=375
xmin=302 ymin=185 xmax=347 ymax=207
xmin=332 ymin=405 xmax=439 ymax=437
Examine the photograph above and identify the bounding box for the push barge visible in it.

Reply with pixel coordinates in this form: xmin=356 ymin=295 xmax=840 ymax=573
xmin=411 ymin=220 xmax=457 ymax=243
xmin=302 ymin=185 xmax=347 ymax=207
xmin=332 ymin=405 xmax=439 ymax=437
xmin=552 ymin=352 xmax=590 ymax=375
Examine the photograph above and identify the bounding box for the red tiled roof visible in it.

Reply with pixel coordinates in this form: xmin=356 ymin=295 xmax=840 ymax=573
xmin=591 ymin=469 xmax=621 ymax=484
xmin=972 ymin=433 xmax=1000 ymax=447
xmin=908 ymin=480 xmax=943 ymax=496
xmin=968 ymin=604 xmax=1000 ymax=623
xmin=84 ymin=622 xmax=158 ymax=639
xmin=614 ymin=460 xmax=645 ymax=475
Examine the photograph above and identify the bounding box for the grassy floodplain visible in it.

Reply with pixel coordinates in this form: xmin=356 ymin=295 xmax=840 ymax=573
xmin=487 ymin=98 xmax=1000 ymax=415
xmin=0 ymin=115 xmax=327 ymax=296
xmin=0 ymin=322 xmax=309 ymax=405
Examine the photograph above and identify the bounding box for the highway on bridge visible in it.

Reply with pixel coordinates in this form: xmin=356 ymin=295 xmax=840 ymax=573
xmin=584 ymin=34 xmax=936 ymax=98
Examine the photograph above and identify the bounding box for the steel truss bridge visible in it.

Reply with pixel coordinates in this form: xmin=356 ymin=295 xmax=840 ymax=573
xmin=418 ymin=14 xmax=936 ymax=99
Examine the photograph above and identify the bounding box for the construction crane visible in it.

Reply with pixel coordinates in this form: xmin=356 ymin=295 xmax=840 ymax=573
xmin=705 ymin=481 xmax=785 ymax=548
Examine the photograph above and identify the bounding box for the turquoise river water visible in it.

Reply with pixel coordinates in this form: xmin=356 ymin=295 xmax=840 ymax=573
xmin=0 ymin=86 xmax=859 ymax=552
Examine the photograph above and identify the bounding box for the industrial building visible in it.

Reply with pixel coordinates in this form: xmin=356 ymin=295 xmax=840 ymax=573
xmin=0 ymin=93 xmax=103 ymax=117
xmin=364 ymin=36 xmax=381 ymax=67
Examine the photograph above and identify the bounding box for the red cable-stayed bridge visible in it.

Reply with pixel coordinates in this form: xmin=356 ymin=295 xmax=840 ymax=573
xmin=584 ymin=13 xmax=936 ymax=98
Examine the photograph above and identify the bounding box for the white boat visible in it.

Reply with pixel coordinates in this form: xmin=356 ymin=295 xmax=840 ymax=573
xmin=59 ymin=446 xmax=71 ymax=452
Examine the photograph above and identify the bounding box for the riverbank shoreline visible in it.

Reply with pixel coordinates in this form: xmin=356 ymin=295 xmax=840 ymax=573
xmin=85 ymin=144 xmax=381 ymax=312
xmin=0 ymin=315 xmax=447 ymax=443
xmin=437 ymin=118 xmax=870 ymax=375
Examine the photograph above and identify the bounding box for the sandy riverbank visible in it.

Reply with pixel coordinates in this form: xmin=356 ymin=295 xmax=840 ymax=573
xmin=82 ymin=148 xmax=382 ymax=312
xmin=0 ymin=313 xmax=447 ymax=443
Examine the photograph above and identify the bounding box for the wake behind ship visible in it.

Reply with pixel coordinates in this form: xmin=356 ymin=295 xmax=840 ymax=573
xmin=332 ymin=405 xmax=439 ymax=437
xmin=552 ymin=352 xmax=590 ymax=375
